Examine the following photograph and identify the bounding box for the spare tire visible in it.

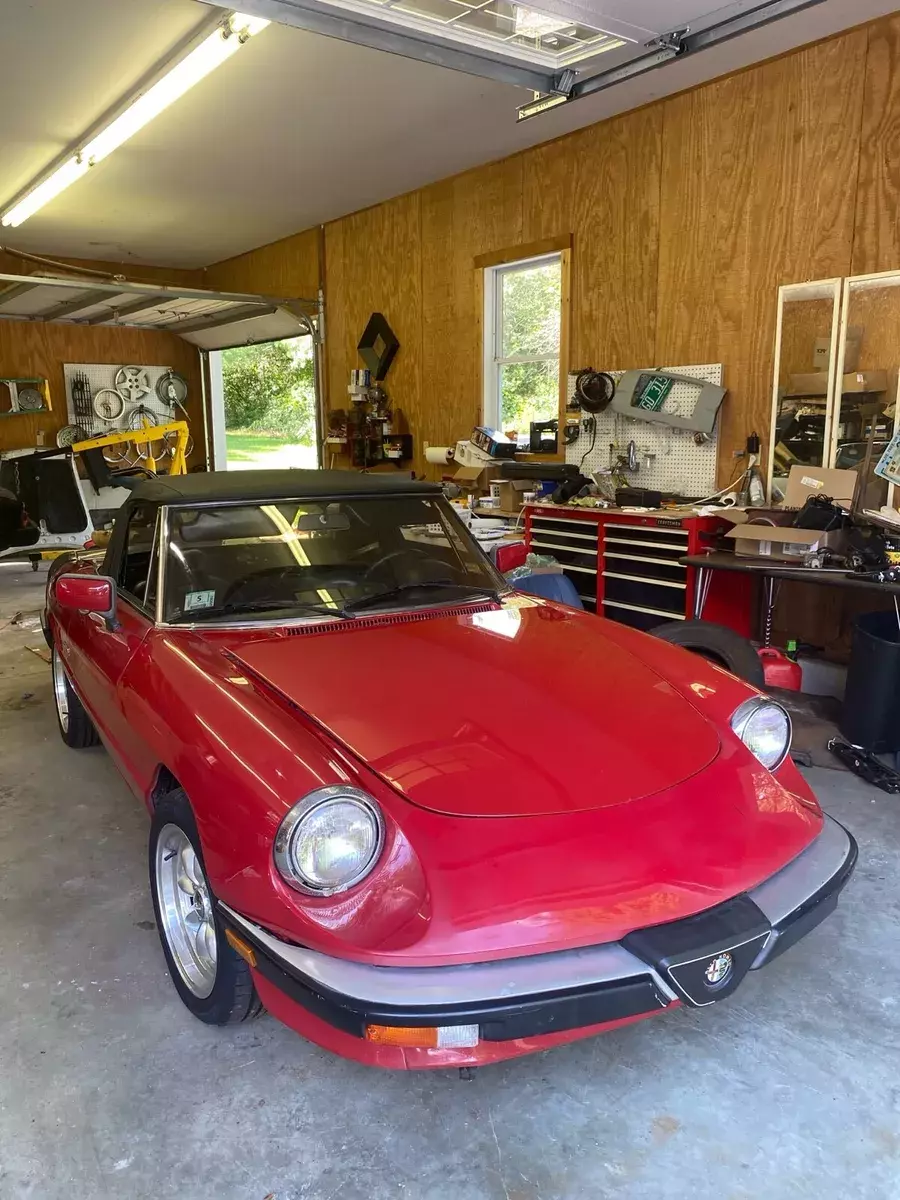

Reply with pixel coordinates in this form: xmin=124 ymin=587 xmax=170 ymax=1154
xmin=651 ymin=620 xmax=764 ymax=688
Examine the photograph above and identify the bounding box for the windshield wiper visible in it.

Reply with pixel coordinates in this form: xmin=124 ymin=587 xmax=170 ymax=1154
xmin=183 ymin=599 xmax=350 ymax=622
xmin=343 ymin=580 xmax=501 ymax=614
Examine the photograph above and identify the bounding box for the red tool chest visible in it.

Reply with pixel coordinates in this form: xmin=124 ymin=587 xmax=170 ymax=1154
xmin=523 ymin=505 xmax=751 ymax=635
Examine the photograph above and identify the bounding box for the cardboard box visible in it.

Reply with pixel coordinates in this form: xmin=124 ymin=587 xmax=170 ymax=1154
xmin=726 ymin=525 xmax=848 ymax=561
xmin=813 ymin=331 xmax=860 ymax=372
xmin=787 ymin=370 xmax=888 ymax=397
xmin=783 ymin=464 xmax=857 ymax=508
xmin=495 ymin=480 xmax=531 ymax=511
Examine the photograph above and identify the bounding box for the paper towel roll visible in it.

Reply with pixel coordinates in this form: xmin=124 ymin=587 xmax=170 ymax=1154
xmin=425 ymin=446 xmax=454 ymax=464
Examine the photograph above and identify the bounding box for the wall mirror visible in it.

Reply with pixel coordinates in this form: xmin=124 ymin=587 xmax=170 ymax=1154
xmin=766 ymin=279 xmax=842 ymax=502
xmin=832 ymin=271 xmax=900 ymax=512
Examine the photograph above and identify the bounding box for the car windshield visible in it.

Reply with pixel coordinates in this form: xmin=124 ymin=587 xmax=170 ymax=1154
xmin=161 ymin=494 xmax=505 ymax=624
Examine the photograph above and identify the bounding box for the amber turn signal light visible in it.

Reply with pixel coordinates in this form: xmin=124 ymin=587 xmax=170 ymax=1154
xmin=225 ymin=928 xmax=257 ymax=967
xmin=365 ymin=1024 xmax=479 ymax=1049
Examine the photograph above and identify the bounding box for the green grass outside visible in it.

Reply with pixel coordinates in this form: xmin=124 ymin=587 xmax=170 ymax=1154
xmin=225 ymin=430 xmax=317 ymax=470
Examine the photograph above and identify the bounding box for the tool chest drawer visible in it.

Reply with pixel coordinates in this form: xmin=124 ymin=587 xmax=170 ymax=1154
xmin=601 ymin=573 xmax=686 ymax=617
xmin=601 ymin=551 xmax=687 ymax=583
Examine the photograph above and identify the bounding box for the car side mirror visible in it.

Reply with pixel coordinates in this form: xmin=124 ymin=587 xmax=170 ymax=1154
xmin=55 ymin=574 xmax=118 ymax=630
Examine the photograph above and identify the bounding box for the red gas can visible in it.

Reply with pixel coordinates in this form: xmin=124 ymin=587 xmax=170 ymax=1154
xmin=757 ymin=647 xmax=803 ymax=692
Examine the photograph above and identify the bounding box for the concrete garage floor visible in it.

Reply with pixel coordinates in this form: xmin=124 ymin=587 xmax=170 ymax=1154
xmin=1 ymin=564 xmax=899 ymax=1200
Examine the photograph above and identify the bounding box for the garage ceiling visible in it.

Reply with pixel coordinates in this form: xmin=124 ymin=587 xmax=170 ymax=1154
xmin=0 ymin=0 xmax=895 ymax=269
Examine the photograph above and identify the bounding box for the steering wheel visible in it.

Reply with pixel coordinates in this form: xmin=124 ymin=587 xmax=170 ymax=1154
xmin=220 ymin=565 xmax=306 ymax=606
xmin=363 ymin=551 xmax=451 ymax=582
xmin=221 ymin=565 xmax=363 ymax=606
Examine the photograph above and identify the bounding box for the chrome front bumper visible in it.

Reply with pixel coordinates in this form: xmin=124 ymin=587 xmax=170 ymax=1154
xmin=220 ymin=814 xmax=856 ymax=1038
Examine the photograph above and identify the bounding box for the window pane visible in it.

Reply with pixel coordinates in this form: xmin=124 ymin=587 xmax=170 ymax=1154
xmin=119 ymin=505 xmax=158 ymax=603
xmin=500 ymin=260 xmax=561 ymax=359
xmin=499 ymin=360 xmax=559 ymax=431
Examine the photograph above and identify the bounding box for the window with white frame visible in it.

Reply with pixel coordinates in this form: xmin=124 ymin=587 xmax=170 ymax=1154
xmin=483 ymin=253 xmax=561 ymax=439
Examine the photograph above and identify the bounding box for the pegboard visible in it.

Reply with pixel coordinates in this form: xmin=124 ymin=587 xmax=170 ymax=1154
xmin=566 ymin=364 xmax=724 ymax=498
xmin=63 ymin=363 xmax=183 ymax=440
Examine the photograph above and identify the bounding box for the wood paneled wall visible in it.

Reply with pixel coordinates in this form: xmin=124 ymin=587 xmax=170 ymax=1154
xmin=135 ymin=14 xmax=900 ymax=485
xmin=203 ymin=230 xmax=320 ymax=300
xmin=0 ymin=320 xmax=204 ymax=464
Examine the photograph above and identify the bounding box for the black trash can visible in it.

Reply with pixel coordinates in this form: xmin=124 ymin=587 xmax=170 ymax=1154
xmin=841 ymin=610 xmax=900 ymax=752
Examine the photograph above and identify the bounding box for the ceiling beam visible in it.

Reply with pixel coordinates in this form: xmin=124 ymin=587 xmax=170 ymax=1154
xmin=38 ymin=289 xmax=119 ymax=320
xmin=158 ymin=304 xmax=278 ymax=334
xmin=86 ymin=295 xmax=171 ymax=325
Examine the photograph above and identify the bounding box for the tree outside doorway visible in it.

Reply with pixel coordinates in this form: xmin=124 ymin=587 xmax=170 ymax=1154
xmin=223 ymin=336 xmax=317 ymax=470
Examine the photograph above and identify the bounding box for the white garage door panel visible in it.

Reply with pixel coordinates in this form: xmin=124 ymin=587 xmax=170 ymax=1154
xmin=180 ymin=308 xmax=308 ymax=350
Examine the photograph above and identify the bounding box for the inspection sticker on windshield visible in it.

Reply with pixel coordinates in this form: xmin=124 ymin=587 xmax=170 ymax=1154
xmin=184 ymin=590 xmax=216 ymax=612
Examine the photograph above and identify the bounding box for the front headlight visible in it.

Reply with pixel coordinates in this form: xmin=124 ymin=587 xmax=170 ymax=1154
xmin=730 ymin=697 xmax=791 ymax=770
xmin=274 ymin=786 xmax=384 ymax=896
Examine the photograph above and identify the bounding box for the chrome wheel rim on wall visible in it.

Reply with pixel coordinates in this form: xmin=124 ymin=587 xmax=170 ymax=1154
xmin=52 ymin=650 xmax=69 ymax=732
xmin=155 ymin=824 xmax=218 ymax=998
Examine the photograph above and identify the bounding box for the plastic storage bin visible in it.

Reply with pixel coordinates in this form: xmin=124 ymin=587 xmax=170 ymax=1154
xmin=840 ymin=611 xmax=900 ymax=752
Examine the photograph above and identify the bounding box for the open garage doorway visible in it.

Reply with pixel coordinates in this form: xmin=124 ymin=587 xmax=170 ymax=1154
xmin=210 ymin=335 xmax=318 ymax=471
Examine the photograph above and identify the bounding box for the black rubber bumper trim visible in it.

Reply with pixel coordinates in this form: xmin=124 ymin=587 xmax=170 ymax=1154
xmin=225 ymin=921 xmax=667 ymax=1041
xmin=224 ymin=822 xmax=858 ymax=1037
xmin=760 ymin=824 xmax=858 ymax=966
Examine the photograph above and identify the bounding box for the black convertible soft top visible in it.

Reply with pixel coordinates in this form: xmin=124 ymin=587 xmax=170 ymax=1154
xmin=130 ymin=469 xmax=441 ymax=506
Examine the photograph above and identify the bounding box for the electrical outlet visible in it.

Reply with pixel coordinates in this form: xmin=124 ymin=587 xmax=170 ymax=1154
xmin=732 ymin=449 xmax=745 ymax=458
xmin=582 ymin=416 xmax=595 ymax=434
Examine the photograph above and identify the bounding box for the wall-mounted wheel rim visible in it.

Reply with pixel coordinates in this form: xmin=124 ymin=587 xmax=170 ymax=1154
xmin=155 ymin=824 xmax=218 ymax=999
xmin=52 ymin=649 xmax=69 ymax=733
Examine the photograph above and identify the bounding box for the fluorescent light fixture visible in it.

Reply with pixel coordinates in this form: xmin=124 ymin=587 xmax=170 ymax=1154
xmin=1 ymin=11 xmax=268 ymax=228
xmin=1 ymin=158 xmax=90 ymax=228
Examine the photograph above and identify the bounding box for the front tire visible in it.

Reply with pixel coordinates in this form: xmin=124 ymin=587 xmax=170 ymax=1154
xmin=51 ymin=645 xmax=100 ymax=748
xmin=651 ymin=619 xmax=765 ymax=688
xmin=149 ymin=789 xmax=262 ymax=1025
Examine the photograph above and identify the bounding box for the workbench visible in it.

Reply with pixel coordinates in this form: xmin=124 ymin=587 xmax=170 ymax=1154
xmin=682 ymin=551 xmax=900 ymax=644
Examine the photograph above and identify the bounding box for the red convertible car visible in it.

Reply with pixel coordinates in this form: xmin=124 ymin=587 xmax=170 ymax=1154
xmin=44 ymin=470 xmax=856 ymax=1070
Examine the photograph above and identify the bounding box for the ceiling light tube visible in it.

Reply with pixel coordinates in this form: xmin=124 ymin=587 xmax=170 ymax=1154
xmin=2 ymin=158 xmax=90 ymax=228
xmin=1 ymin=11 xmax=268 ymax=228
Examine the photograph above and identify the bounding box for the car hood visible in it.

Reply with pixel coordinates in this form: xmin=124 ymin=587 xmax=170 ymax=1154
xmin=226 ymin=600 xmax=721 ymax=818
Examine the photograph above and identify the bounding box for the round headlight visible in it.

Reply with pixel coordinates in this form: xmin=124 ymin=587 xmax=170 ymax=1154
xmin=274 ymin=786 xmax=384 ymax=896
xmin=730 ymin=697 xmax=791 ymax=770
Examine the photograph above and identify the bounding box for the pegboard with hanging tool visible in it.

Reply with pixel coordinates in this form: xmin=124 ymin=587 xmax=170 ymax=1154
xmin=61 ymin=363 xmax=191 ymax=460
xmin=566 ymin=364 xmax=724 ymax=498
